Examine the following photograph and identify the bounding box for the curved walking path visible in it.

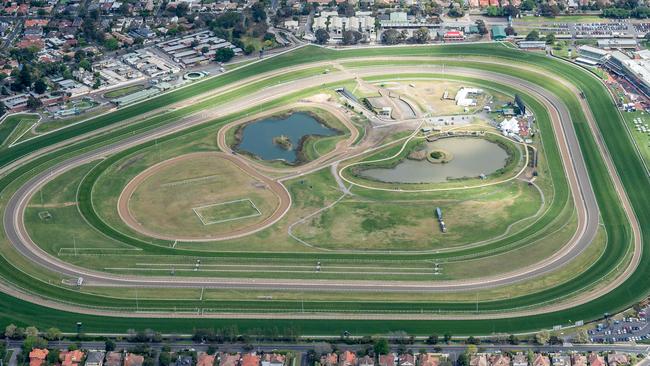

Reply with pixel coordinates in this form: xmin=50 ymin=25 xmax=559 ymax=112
xmin=0 ymin=58 xmax=641 ymax=320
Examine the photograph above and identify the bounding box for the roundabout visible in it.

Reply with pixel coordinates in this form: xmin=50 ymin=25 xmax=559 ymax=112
xmin=0 ymin=44 xmax=647 ymax=335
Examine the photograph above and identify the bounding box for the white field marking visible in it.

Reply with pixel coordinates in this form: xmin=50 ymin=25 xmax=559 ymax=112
xmin=192 ymin=198 xmax=261 ymax=225
xmin=160 ymin=174 xmax=221 ymax=188
xmin=133 ymin=263 xmax=432 ymax=270
xmin=103 ymin=268 xmax=436 ymax=275
xmin=58 ymin=247 xmax=142 ymax=256
xmin=0 ymin=112 xmax=40 ymax=146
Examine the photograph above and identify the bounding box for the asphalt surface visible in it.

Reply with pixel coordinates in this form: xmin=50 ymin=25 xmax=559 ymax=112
xmin=0 ymin=60 xmax=633 ymax=319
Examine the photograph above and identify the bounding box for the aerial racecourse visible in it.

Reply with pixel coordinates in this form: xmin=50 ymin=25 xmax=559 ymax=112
xmin=0 ymin=43 xmax=649 ymax=336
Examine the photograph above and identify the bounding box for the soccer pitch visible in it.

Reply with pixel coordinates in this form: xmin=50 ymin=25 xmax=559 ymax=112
xmin=193 ymin=198 xmax=262 ymax=225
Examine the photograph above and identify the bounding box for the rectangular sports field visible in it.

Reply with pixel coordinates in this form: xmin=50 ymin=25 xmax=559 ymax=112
xmin=192 ymin=199 xmax=261 ymax=225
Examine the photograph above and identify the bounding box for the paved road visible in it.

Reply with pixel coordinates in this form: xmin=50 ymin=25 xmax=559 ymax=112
xmin=0 ymin=60 xmax=635 ymax=320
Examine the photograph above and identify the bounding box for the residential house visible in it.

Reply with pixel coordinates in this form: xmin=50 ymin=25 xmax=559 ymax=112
xmin=588 ymin=353 xmax=605 ymax=366
xmin=197 ymin=353 xmax=216 ymax=366
xmin=358 ymin=356 xmax=374 ymax=366
xmin=60 ymin=350 xmax=86 ymax=366
xmin=29 ymin=349 xmax=49 ymax=366
xmin=550 ymin=354 xmax=570 ymax=366
xmin=379 ymin=354 xmax=397 ymax=366
xmin=321 ymin=354 xmax=338 ymax=366
xmin=219 ymin=353 xmax=241 ymax=366
xmin=419 ymin=354 xmax=440 ymax=366
xmin=606 ymin=354 xmax=629 ymax=366
xmin=399 ymin=354 xmax=415 ymax=366
xmin=105 ymin=352 xmax=123 ymax=366
xmin=86 ymin=351 xmax=105 ymax=366
xmin=339 ymin=351 xmax=356 ymax=366
xmin=532 ymin=354 xmax=550 ymax=366
xmin=124 ymin=354 xmax=145 ymax=366
xmin=489 ymin=354 xmax=510 ymax=366
xmin=513 ymin=354 xmax=528 ymax=366
xmin=241 ymin=353 xmax=261 ymax=366
xmin=571 ymin=354 xmax=587 ymax=366
xmin=261 ymin=354 xmax=285 ymax=366
xmin=470 ymin=355 xmax=487 ymax=366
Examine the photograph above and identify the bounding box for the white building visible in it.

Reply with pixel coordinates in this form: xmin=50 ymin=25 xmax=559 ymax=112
xmin=499 ymin=117 xmax=520 ymax=135
xmin=454 ymin=87 xmax=482 ymax=107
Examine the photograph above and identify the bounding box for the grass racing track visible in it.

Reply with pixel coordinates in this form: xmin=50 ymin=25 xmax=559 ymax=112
xmin=0 ymin=43 xmax=647 ymax=335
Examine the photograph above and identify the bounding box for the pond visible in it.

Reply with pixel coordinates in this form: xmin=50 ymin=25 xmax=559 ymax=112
xmin=360 ymin=137 xmax=509 ymax=184
xmin=236 ymin=112 xmax=338 ymax=164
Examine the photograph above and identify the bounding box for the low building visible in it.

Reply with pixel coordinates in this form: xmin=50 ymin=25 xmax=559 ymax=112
xmin=418 ymin=354 xmax=440 ymax=366
xmin=519 ymin=41 xmax=546 ymax=50
xmin=197 ymin=353 xmax=216 ymax=366
xmin=338 ymin=351 xmax=356 ymax=366
xmin=550 ymin=354 xmax=570 ymax=366
xmin=321 ymin=354 xmax=338 ymax=366
xmin=358 ymin=356 xmax=374 ymax=366
xmin=512 ymin=354 xmax=528 ymax=366
xmin=177 ymin=356 xmax=193 ymax=366
xmin=60 ymin=350 xmax=85 ymax=366
xmin=261 ymin=354 xmax=285 ymax=366
xmin=124 ymin=354 xmax=144 ymax=366
xmin=470 ymin=355 xmax=487 ymax=366
xmin=86 ymin=351 xmax=105 ymax=366
xmin=597 ymin=39 xmax=637 ymax=50
xmin=606 ymin=354 xmax=629 ymax=366
xmin=443 ymin=30 xmax=465 ymax=42
xmin=219 ymin=353 xmax=241 ymax=366
xmin=379 ymin=354 xmax=397 ymax=366
xmin=105 ymin=352 xmax=123 ymax=366
xmin=398 ymin=354 xmax=415 ymax=366
xmin=577 ymin=45 xmax=610 ymax=64
xmin=531 ymin=354 xmax=550 ymax=366
xmin=29 ymin=349 xmax=49 ymax=366
xmin=489 ymin=354 xmax=510 ymax=366
xmin=587 ymin=353 xmax=605 ymax=366
xmin=491 ymin=25 xmax=507 ymax=40
xmin=571 ymin=354 xmax=587 ymax=366
xmin=241 ymin=354 xmax=260 ymax=366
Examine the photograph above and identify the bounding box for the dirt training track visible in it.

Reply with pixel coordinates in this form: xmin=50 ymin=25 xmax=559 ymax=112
xmin=118 ymin=152 xmax=291 ymax=242
xmin=0 ymin=57 xmax=641 ymax=320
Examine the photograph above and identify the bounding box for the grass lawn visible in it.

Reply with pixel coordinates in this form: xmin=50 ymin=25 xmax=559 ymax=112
xmin=129 ymin=154 xmax=278 ymax=237
xmin=104 ymin=85 xmax=146 ymax=99
xmin=621 ymin=110 xmax=650 ymax=170
xmin=0 ymin=114 xmax=39 ymax=147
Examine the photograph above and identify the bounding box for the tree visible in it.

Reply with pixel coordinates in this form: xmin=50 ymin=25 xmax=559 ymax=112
xmin=508 ymin=334 xmax=519 ymax=345
xmin=105 ymin=339 xmax=116 ymax=352
xmin=0 ymin=102 xmax=6 ymax=117
xmin=215 ymin=47 xmax=235 ymax=62
xmin=426 ymin=334 xmax=439 ymax=344
xmin=443 ymin=333 xmax=452 ymax=343
xmin=251 ymin=2 xmax=267 ymax=22
xmin=337 ymin=1 xmax=355 ymax=16
xmin=315 ymin=28 xmax=330 ymax=44
xmin=174 ymin=2 xmax=189 ymax=17
xmin=526 ymin=30 xmax=540 ymax=41
xmin=44 ymin=328 xmax=62 ymax=341
xmin=34 ymin=79 xmax=47 ymax=94
xmin=448 ymin=7 xmax=464 ymax=17
xmin=47 ymin=349 xmax=60 ymax=364
xmin=79 ymin=59 xmax=92 ymax=72
xmin=373 ymin=338 xmax=389 ymax=355
xmin=25 ymin=327 xmax=39 ymax=338
xmin=411 ymin=27 xmax=430 ymax=43
xmin=573 ymin=330 xmax=588 ymax=344
xmin=505 ymin=26 xmax=516 ymax=36
xmin=26 ymin=96 xmax=42 ymax=110
xmin=466 ymin=336 xmax=480 ymax=345
xmin=382 ymin=29 xmax=405 ymax=45
xmin=104 ymin=37 xmax=119 ymax=51
xmin=465 ymin=345 xmax=478 ymax=355
xmin=534 ymin=330 xmax=550 ymax=345
xmin=5 ymin=324 xmax=17 ymax=338
xmin=457 ymin=353 xmax=469 ymax=366
xmin=475 ymin=20 xmax=488 ymax=35
xmin=342 ymin=30 xmax=362 ymax=45
xmin=545 ymin=32 xmax=556 ymax=44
